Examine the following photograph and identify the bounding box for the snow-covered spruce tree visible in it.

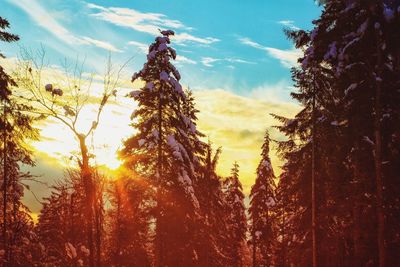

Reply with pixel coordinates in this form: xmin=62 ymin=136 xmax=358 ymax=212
xmin=249 ymin=131 xmax=276 ymax=267
xmin=223 ymin=162 xmax=247 ymax=267
xmin=274 ymin=1 xmax=400 ymax=266
xmin=122 ymin=30 xmax=205 ymax=266
xmin=0 ymin=16 xmax=40 ymax=266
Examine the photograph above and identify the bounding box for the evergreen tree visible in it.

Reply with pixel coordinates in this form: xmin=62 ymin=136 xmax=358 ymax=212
xmin=249 ymin=131 xmax=276 ymax=267
xmin=0 ymin=16 xmax=39 ymax=266
xmin=196 ymin=141 xmax=231 ymax=266
xmin=274 ymin=1 xmax=400 ymax=266
xmin=224 ymin=162 xmax=247 ymax=267
xmin=36 ymin=171 xmax=88 ymax=266
xmin=121 ymin=30 xmax=205 ymax=266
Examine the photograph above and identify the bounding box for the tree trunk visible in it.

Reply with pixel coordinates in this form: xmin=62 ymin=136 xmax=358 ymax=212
xmin=156 ymin=88 xmax=164 ymax=267
xmin=78 ymin=135 xmax=95 ymax=267
xmin=374 ymin=54 xmax=385 ymax=267
xmin=2 ymin=100 xmax=9 ymax=267
xmin=252 ymin=237 xmax=256 ymax=267
xmin=311 ymin=79 xmax=318 ymax=267
xmin=352 ymin=203 xmax=361 ymax=267
xmin=374 ymin=21 xmax=385 ymax=267
xmin=95 ymin=184 xmax=102 ymax=267
xmin=282 ymin=211 xmax=286 ymax=267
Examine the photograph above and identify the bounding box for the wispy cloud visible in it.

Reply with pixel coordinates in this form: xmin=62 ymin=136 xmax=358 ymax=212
xmin=127 ymin=40 xmax=149 ymax=53
xmin=201 ymin=56 xmax=254 ymax=67
xmin=87 ymin=3 xmax=219 ymax=45
xmin=176 ymin=55 xmax=197 ymax=64
xmin=277 ymin=20 xmax=300 ymax=30
xmin=194 ymin=88 xmax=300 ymax=192
xmin=173 ymin=33 xmax=219 ymax=45
xmin=8 ymin=0 xmax=121 ymax=52
xmin=81 ymin=37 xmax=122 ymax=52
xmin=239 ymin=37 xmax=301 ymax=68
xmin=201 ymin=57 xmax=220 ymax=67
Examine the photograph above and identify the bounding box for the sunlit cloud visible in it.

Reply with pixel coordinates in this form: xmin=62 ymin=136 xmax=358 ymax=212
xmin=7 ymin=0 xmax=121 ymax=52
xmin=176 ymin=55 xmax=197 ymax=64
xmin=277 ymin=20 xmax=300 ymax=30
xmin=173 ymin=33 xmax=220 ymax=45
xmin=201 ymin=56 xmax=254 ymax=67
xmin=81 ymin=37 xmax=123 ymax=52
xmin=249 ymin=80 xmax=294 ymax=103
xmin=193 ymin=88 xmax=300 ymax=193
xmin=127 ymin=40 xmax=149 ymax=53
xmin=201 ymin=57 xmax=219 ymax=67
xmin=87 ymin=3 xmax=220 ymax=46
xmin=239 ymin=37 xmax=302 ymax=68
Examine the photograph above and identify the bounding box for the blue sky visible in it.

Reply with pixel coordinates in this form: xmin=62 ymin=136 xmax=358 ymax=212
xmin=2 ymin=0 xmax=320 ymax=101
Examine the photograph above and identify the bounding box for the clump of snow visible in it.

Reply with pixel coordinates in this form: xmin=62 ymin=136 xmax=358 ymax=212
xmin=161 ymin=29 xmax=175 ymax=36
xmin=147 ymin=50 xmax=156 ymax=61
xmin=266 ymin=197 xmax=275 ymax=208
xmin=65 ymin=242 xmax=77 ymax=259
xmin=345 ymin=83 xmax=358 ymax=96
xmin=339 ymin=37 xmax=361 ymax=60
xmin=255 ymin=231 xmax=262 ymax=238
xmin=80 ymin=245 xmax=90 ymax=256
xmin=302 ymin=47 xmax=314 ymax=69
xmin=310 ymin=28 xmax=318 ymax=41
xmin=152 ymin=129 xmax=159 ymax=140
xmin=160 ymin=71 xmax=169 ymax=81
xmin=156 ymin=36 xmax=170 ymax=44
xmin=167 ymin=134 xmax=182 ymax=160
xmin=138 ymin=139 xmax=145 ymax=147
xmin=358 ymin=20 xmax=369 ymax=34
xmin=384 ymin=6 xmax=395 ymax=22
xmin=146 ymin=82 xmax=154 ymax=90
xmin=158 ymin=43 xmax=168 ymax=52
xmin=324 ymin=42 xmax=337 ymax=60
xmin=363 ymin=136 xmax=374 ymax=146
xmin=261 ymin=159 xmax=272 ymax=171
xmin=177 ymin=169 xmax=199 ymax=209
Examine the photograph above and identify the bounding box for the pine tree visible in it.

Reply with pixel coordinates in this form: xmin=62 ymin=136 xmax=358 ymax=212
xmin=121 ymin=30 xmax=205 ymax=266
xmin=36 ymin=171 xmax=88 ymax=266
xmin=249 ymin=131 xmax=276 ymax=267
xmin=1 ymin=16 xmax=39 ymax=266
xmin=274 ymin=1 xmax=400 ymax=265
xmin=224 ymin=162 xmax=247 ymax=267
xmin=195 ymin=141 xmax=231 ymax=266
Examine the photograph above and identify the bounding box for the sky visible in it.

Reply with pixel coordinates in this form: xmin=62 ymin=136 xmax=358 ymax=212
xmin=1 ymin=0 xmax=321 ymax=215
